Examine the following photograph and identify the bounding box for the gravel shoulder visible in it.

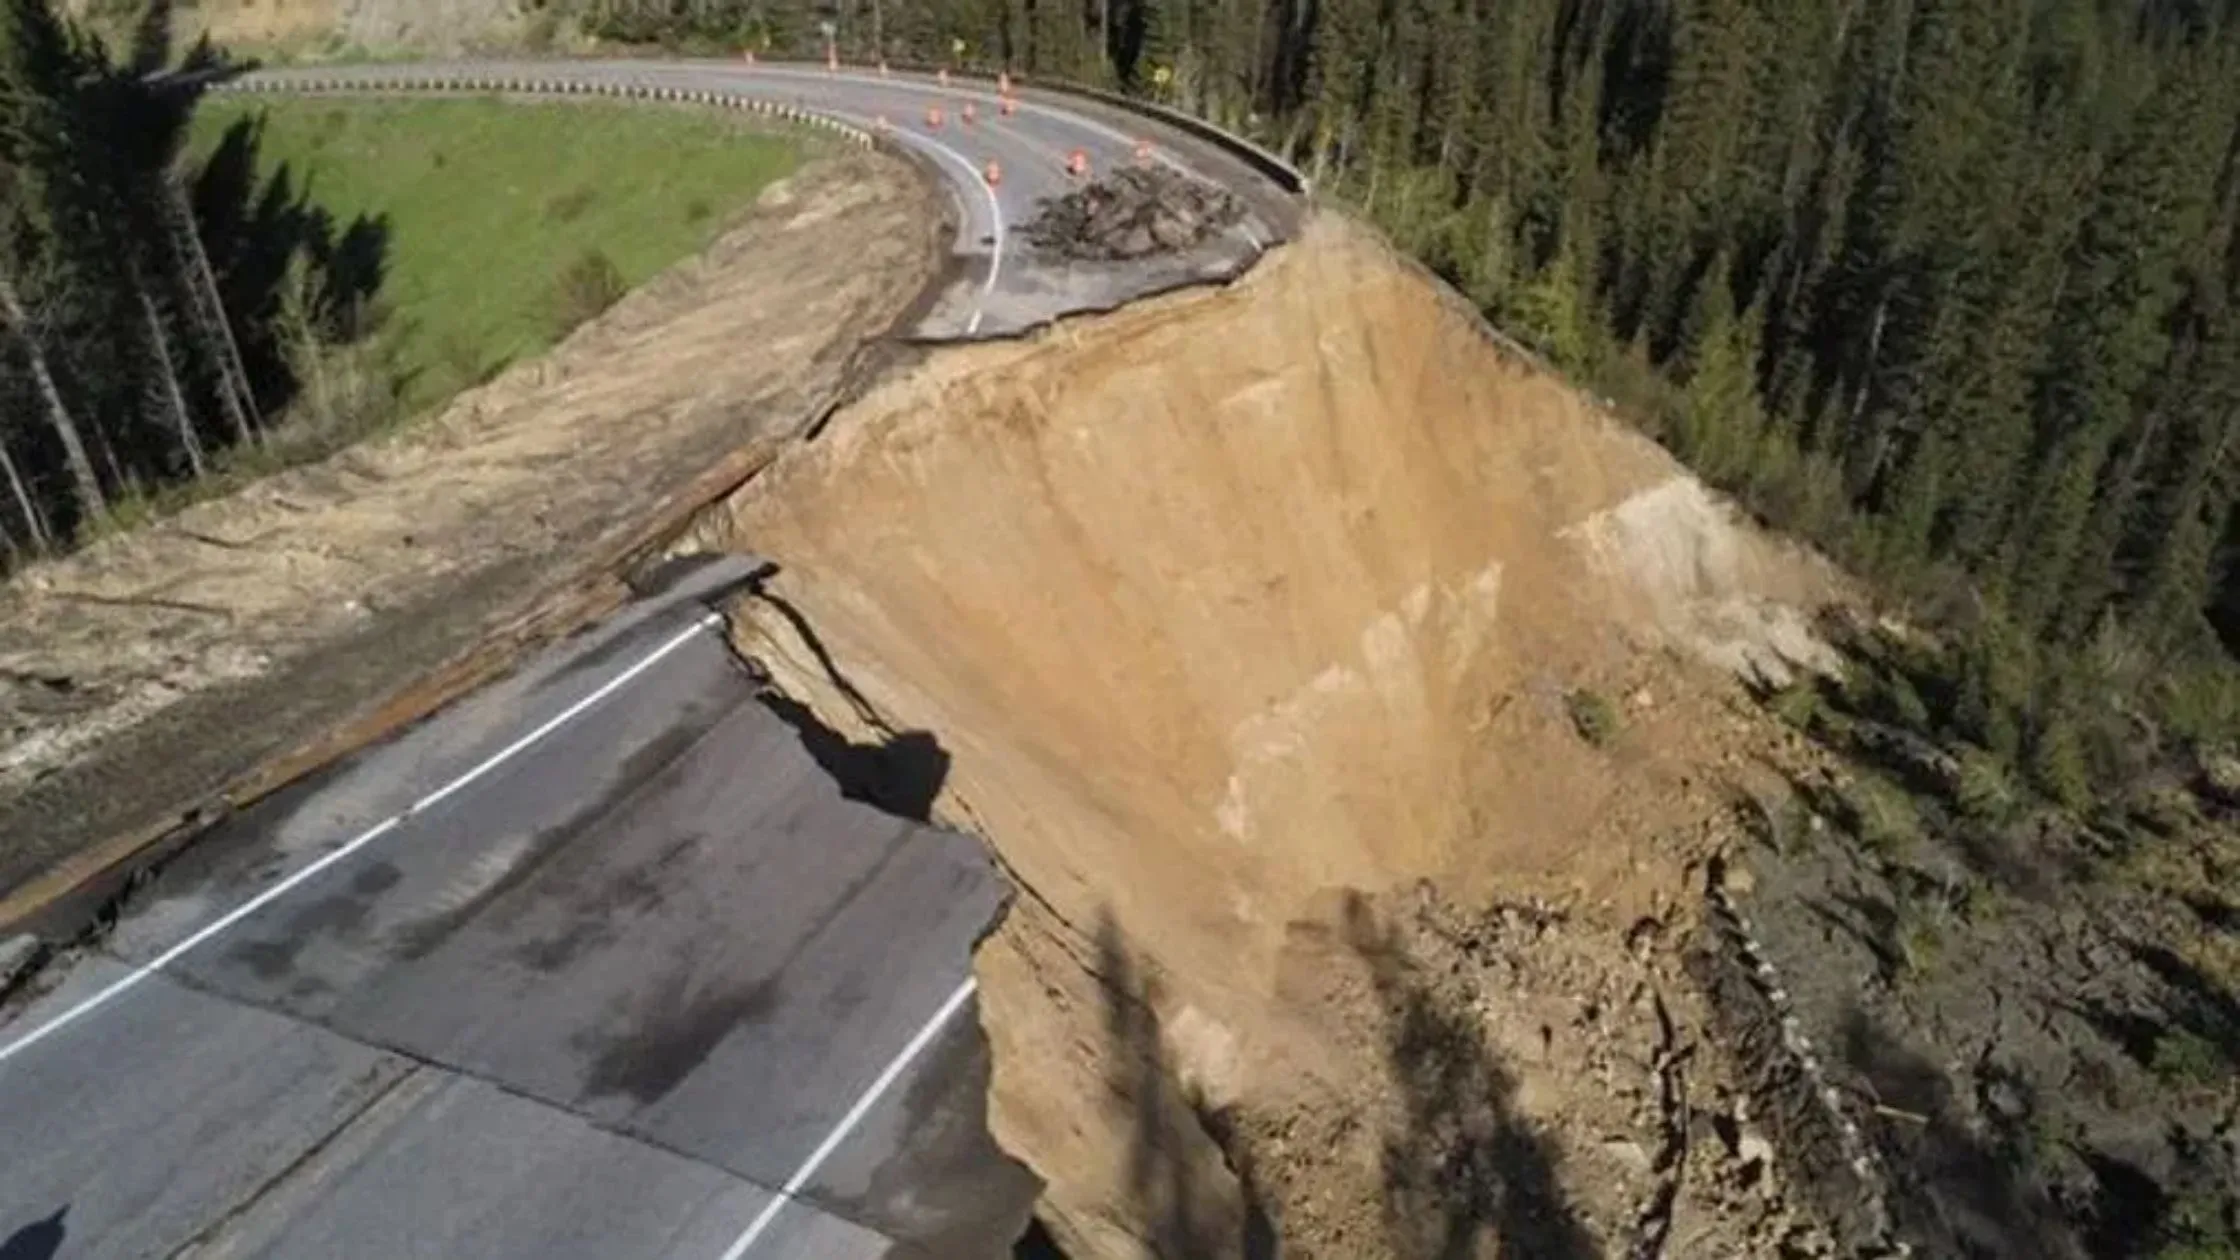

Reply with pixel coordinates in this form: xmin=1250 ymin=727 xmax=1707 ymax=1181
xmin=0 ymin=148 xmax=944 ymax=913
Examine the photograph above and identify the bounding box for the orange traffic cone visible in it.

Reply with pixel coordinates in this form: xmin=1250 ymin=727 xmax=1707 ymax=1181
xmin=984 ymin=159 xmax=1003 ymax=186
xmin=1066 ymin=148 xmax=1089 ymax=177
xmin=1134 ymin=138 xmax=1153 ymax=165
xmin=998 ymin=71 xmax=1012 ymax=94
xmin=925 ymin=104 xmax=945 ymax=129
xmin=999 ymin=94 xmax=1016 ymax=117
xmin=938 ymin=68 xmax=951 ymax=87
xmin=961 ymin=101 xmax=977 ymax=124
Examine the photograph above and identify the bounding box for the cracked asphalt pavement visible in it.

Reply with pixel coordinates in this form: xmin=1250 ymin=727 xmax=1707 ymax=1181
xmin=0 ymin=557 xmax=1036 ymax=1258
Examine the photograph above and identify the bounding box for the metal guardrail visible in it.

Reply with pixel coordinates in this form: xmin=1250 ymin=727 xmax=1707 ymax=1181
xmin=211 ymin=71 xmax=883 ymax=152
xmin=1017 ymin=78 xmax=1308 ymax=198
xmin=208 ymin=56 xmax=1308 ymax=203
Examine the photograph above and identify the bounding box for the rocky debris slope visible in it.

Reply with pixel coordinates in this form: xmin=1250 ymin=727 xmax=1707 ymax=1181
xmin=1716 ymin=718 xmax=2240 ymax=1258
xmin=1021 ymin=165 xmax=1244 ymax=262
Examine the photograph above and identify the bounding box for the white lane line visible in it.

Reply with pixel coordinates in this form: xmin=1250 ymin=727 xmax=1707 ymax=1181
xmin=715 ymin=975 xmax=980 ymax=1258
xmin=0 ymin=611 xmax=722 ymax=1071
xmin=640 ymin=69 xmax=1005 ymax=335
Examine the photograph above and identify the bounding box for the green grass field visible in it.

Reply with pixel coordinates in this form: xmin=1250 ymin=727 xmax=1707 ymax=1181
xmin=190 ymin=96 xmax=801 ymax=411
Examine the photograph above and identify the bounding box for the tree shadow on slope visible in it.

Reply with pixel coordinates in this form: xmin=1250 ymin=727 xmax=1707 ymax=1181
xmin=1341 ymin=893 xmax=1601 ymax=1260
xmin=1836 ymin=1006 xmax=2090 ymax=1260
xmin=0 ymin=1207 xmax=66 ymax=1260
xmin=1094 ymin=910 xmax=1279 ymax=1259
xmin=189 ymin=112 xmax=394 ymax=418
xmin=1015 ymin=895 xmax=1603 ymax=1260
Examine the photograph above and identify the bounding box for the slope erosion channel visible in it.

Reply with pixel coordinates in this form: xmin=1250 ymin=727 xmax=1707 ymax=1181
xmin=685 ymin=214 xmax=1859 ymax=1258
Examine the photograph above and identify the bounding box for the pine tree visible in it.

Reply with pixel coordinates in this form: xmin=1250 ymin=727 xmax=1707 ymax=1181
xmin=1511 ymin=231 xmax=1589 ymax=369
xmin=0 ymin=420 xmax=47 ymax=551
xmin=1676 ymin=256 xmax=1767 ymax=485
xmin=0 ymin=263 xmax=98 ymax=519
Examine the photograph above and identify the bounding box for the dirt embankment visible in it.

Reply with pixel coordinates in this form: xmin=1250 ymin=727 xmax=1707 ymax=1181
xmin=684 ymin=214 xmax=1862 ymax=1256
xmin=0 ymin=149 xmax=941 ymax=911
xmin=171 ymin=0 xmax=518 ymax=57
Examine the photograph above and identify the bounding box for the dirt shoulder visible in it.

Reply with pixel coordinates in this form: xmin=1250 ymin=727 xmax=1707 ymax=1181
xmin=0 ymin=147 xmax=943 ymax=911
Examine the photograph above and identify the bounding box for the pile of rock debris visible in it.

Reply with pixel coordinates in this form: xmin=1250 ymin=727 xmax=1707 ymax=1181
xmin=1021 ymin=165 xmax=1244 ymax=262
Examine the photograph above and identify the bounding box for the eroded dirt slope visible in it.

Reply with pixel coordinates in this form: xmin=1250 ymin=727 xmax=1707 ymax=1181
xmin=0 ymin=149 xmax=941 ymax=905
xmin=686 ymin=214 xmax=1857 ymax=1257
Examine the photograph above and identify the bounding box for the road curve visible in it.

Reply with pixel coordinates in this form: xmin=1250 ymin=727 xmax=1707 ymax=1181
xmin=222 ymin=58 xmax=1308 ymax=339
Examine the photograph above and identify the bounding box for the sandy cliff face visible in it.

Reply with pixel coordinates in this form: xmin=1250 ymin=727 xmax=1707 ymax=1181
xmin=684 ymin=214 xmax=1842 ymax=1256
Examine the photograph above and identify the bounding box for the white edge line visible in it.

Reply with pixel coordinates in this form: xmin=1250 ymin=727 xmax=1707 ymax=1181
xmin=0 ymin=610 xmax=721 ymax=1070
xmin=716 ymin=975 xmax=980 ymax=1259
xmin=882 ymin=127 xmax=1004 ymax=328
xmin=593 ymin=68 xmax=1005 ymax=329
xmin=610 ymin=66 xmax=1004 ymax=311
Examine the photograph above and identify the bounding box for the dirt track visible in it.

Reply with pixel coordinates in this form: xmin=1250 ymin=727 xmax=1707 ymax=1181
xmin=0 ymin=149 xmax=942 ymax=909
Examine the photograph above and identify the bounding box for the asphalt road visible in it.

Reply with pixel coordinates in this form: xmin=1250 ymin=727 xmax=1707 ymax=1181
xmin=226 ymin=58 xmax=1305 ymax=338
xmin=0 ymin=557 xmax=1037 ymax=1258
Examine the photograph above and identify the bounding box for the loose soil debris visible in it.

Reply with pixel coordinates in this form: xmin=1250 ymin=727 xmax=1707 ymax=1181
xmin=1021 ymin=165 xmax=1244 ymax=262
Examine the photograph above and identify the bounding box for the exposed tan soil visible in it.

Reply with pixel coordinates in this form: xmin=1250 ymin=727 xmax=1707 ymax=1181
xmin=685 ymin=213 xmax=1862 ymax=1256
xmin=168 ymin=0 xmax=520 ymax=58
xmin=0 ymin=148 xmax=943 ymax=913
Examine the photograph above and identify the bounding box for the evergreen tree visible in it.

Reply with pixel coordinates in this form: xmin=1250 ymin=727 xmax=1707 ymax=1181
xmin=1676 ymin=259 xmax=1768 ymax=486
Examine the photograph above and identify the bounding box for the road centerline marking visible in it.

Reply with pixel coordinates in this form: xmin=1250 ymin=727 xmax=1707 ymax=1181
xmin=715 ymin=975 xmax=980 ymax=1258
xmin=0 ymin=611 xmax=722 ymax=1071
